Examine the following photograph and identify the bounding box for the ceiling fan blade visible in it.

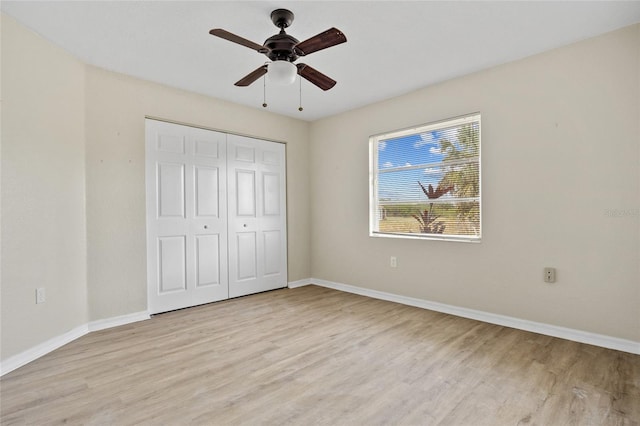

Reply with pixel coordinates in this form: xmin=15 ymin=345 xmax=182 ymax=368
xmin=296 ymin=63 xmax=336 ymax=91
xmin=295 ymin=28 xmax=347 ymax=56
xmin=210 ymin=29 xmax=268 ymax=53
xmin=235 ymin=65 xmax=268 ymax=87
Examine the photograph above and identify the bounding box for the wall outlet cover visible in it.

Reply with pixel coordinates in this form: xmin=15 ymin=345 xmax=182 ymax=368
xmin=36 ymin=288 xmax=46 ymax=304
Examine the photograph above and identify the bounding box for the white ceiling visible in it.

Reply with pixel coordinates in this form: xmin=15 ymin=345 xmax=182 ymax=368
xmin=3 ymin=1 xmax=640 ymax=121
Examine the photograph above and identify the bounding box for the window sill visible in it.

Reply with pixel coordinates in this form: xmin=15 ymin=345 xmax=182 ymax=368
xmin=370 ymin=231 xmax=481 ymax=243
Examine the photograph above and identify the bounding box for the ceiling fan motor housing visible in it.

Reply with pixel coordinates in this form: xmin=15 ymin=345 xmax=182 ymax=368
xmin=264 ymin=32 xmax=300 ymax=62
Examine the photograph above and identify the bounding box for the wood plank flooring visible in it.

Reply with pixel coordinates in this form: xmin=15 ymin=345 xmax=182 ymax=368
xmin=1 ymin=285 xmax=639 ymax=425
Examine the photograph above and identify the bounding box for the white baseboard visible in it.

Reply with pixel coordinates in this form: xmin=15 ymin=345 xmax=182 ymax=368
xmin=288 ymin=278 xmax=313 ymax=289
xmin=0 ymin=324 xmax=88 ymax=376
xmin=309 ymin=277 xmax=640 ymax=355
xmin=88 ymin=311 xmax=150 ymax=332
xmin=1 ymin=311 xmax=150 ymax=376
xmin=4 ymin=281 xmax=637 ymax=377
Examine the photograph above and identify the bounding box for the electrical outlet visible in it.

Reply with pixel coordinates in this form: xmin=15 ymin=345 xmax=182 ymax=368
xmin=390 ymin=256 xmax=397 ymax=268
xmin=36 ymin=288 xmax=46 ymax=304
xmin=544 ymin=267 xmax=556 ymax=283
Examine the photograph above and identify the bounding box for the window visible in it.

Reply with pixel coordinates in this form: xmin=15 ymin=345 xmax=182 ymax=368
xmin=369 ymin=113 xmax=481 ymax=242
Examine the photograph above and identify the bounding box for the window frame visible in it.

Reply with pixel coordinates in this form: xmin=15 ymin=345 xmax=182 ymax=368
xmin=369 ymin=113 xmax=482 ymax=243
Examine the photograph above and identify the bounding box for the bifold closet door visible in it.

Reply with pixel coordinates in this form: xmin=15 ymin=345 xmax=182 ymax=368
xmin=227 ymin=134 xmax=287 ymax=298
xmin=146 ymin=120 xmax=288 ymax=314
xmin=146 ymin=120 xmax=229 ymax=314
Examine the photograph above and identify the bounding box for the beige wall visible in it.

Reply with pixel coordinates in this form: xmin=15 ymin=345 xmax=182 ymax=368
xmin=1 ymin=15 xmax=88 ymax=359
xmin=85 ymin=67 xmax=310 ymax=321
xmin=1 ymin=13 xmax=310 ymax=362
xmin=309 ymin=24 xmax=640 ymax=342
xmin=2 ymin=12 xmax=638 ymax=364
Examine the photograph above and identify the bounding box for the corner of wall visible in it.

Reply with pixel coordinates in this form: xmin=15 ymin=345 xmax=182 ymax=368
xmin=1 ymin=13 xmax=89 ymax=362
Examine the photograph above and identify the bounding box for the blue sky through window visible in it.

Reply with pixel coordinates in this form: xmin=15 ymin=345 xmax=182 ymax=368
xmin=377 ymin=129 xmax=457 ymax=202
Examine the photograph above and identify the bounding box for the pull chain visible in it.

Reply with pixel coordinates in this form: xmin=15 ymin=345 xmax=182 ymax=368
xmin=298 ymin=77 xmax=304 ymax=112
xmin=262 ymin=75 xmax=267 ymax=108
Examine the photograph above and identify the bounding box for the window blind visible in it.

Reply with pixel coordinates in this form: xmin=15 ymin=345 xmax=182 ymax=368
xmin=370 ymin=114 xmax=481 ymax=241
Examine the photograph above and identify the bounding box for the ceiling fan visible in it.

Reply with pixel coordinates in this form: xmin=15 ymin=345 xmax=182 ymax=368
xmin=209 ymin=9 xmax=347 ymax=91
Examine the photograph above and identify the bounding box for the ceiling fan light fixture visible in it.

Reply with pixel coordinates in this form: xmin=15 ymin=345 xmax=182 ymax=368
xmin=268 ymin=60 xmax=297 ymax=85
xmin=210 ymin=9 xmax=346 ymax=92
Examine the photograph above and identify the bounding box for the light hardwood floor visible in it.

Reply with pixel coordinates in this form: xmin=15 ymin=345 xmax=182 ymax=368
xmin=1 ymin=285 xmax=639 ymax=425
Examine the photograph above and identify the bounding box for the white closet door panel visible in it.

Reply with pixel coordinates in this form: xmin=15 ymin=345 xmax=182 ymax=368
xmin=262 ymin=230 xmax=282 ymax=276
xmin=158 ymin=236 xmax=187 ymax=293
xmin=194 ymin=139 xmax=219 ymax=158
xmin=236 ymin=232 xmax=257 ymax=280
xmin=262 ymin=150 xmax=280 ymax=165
xmin=195 ymin=234 xmax=220 ymax=286
xmin=234 ymin=145 xmax=256 ymax=162
xmin=157 ymin=163 xmax=186 ymax=218
xmin=227 ymin=134 xmax=287 ymax=298
xmin=262 ymin=172 xmax=280 ymax=216
xmin=236 ymin=170 xmax=256 ymax=217
xmin=146 ymin=120 xmax=228 ymax=314
xmin=195 ymin=166 xmax=219 ymax=217
xmin=157 ymin=133 xmax=186 ymax=154
xmin=188 ymin=126 xmax=229 ymax=305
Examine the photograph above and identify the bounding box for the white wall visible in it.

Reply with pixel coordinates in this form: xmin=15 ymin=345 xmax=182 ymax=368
xmin=1 ymin=14 xmax=88 ymax=360
xmin=309 ymin=24 xmax=640 ymax=342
